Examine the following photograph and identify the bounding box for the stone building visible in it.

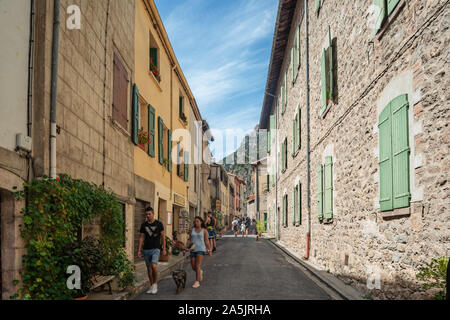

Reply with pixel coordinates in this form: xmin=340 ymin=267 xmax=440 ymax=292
xmin=259 ymin=0 xmax=449 ymax=299
xmin=0 ymin=0 xmax=136 ymax=299
xmin=251 ymin=158 xmax=269 ymax=230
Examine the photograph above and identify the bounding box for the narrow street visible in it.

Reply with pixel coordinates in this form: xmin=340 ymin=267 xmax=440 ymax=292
xmin=134 ymin=235 xmax=335 ymax=300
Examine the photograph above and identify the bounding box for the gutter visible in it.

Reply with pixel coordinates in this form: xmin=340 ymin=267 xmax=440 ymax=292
xmin=304 ymin=0 xmax=311 ymax=260
xmin=49 ymin=0 xmax=61 ymax=179
xmin=27 ymin=0 xmax=35 ymax=138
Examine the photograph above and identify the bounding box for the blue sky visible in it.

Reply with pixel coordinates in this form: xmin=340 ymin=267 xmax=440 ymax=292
xmin=154 ymin=0 xmax=278 ymax=161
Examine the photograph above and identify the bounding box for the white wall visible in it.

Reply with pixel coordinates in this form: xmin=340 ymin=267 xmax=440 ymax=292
xmin=0 ymin=0 xmax=30 ymax=151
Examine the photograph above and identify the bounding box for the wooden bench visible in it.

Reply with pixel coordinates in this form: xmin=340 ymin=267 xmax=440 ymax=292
xmin=91 ymin=275 xmax=115 ymax=295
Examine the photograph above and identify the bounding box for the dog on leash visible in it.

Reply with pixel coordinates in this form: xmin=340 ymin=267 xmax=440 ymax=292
xmin=172 ymin=269 xmax=187 ymax=294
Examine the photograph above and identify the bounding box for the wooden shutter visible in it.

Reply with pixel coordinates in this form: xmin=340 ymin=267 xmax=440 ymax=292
xmin=291 ymin=47 xmax=295 ymax=84
xmin=132 ymin=84 xmax=139 ymax=145
xmin=391 ymin=94 xmax=410 ymax=209
xmin=318 ymin=164 xmax=324 ymax=220
xmin=184 ymin=151 xmax=189 ymax=182
xmin=387 ymin=0 xmax=400 ymax=15
xmin=168 ymin=129 xmax=172 ymax=172
xmin=150 ymin=48 xmax=158 ymax=67
xmin=320 ymin=49 xmax=329 ymax=114
xmin=297 ymin=25 xmax=301 ymax=70
xmin=148 ymin=105 xmax=155 ymax=157
xmin=379 ymin=103 xmax=393 ymax=211
xmin=158 ymin=116 xmax=164 ymax=165
xmin=297 ymin=183 xmax=302 ymax=224
xmin=315 ymin=0 xmax=321 ymax=15
xmin=292 ymin=119 xmax=296 ymax=156
xmin=284 ymin=72 xmax=288 ymax=111
xmin=327 ymin=26 xmax=334 ymax=103
xmin=375 ymin=0 xmax=387 ymax=33
xmin=324 ymin=156 xmax=333 ymax=219
xmin=297 ymin=106 xmax=301 ymax=150
xmin=113 ymin=54 xmax=129 ymax=130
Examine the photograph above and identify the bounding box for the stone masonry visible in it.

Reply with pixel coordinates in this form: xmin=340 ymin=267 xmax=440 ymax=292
xmin=264 ymin=0 xmax=449 ymax=299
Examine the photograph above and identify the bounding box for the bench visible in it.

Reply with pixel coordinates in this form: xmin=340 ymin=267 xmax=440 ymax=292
xmin=91 ymin=275 xmax=115 ymax=295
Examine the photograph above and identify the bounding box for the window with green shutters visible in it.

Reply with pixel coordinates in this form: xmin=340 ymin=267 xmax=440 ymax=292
xmin=158 ymin=116 xmax=164 ymax=165
xmin=150 ymin=48 xmax=158 ymax=69
xmin=281 ymin=138 xmax=287 ymax=173
xmin=147 ymin=105 xmax=155 ymax=157
xmin=320 ymin=26 xmax=334 ymax=115
xmin=375 ymin=0 xmax=401 ymax=33
xmin=292 ymin=106 xmax=301 ymax=157
xmin=284 ymin=72 xmax=287 ymax=112
xmin=378 ymin=94 xmax=410 ymax=212
xmin=318 ymin=157 xmax=334 ymax=221
xmin=324 ymin=156 xmax=333 ymax=220
xmin=179 ymin=96 xmax=183 ymax=118
xmin=177 ymin=143 xmax=181 ymax=177
xmin=132 ymin=84 xmax=139 ymax=145
xmin=291 ymin=47 xmax=295 ymax=84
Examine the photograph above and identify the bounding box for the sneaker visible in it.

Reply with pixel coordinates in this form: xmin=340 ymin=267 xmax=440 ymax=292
xmin=152 ymin=283 xmax=158 ymax=295
xmin=212 ymin=247 xmax=217 ymax=252
xmin=146 ymin=286 xmax=153 ymax=294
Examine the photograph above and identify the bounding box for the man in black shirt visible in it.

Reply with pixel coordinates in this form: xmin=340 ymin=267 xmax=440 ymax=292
xmin=138 ymin=207 xmax=166 ymax=295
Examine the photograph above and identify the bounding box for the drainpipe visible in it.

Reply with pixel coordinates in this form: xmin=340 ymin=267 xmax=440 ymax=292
xmin=27 ymin=0 xmax=35 ymax=138
xmin=50 ymin=0 xmax=61 ymax=179
xmin=304 ymin=0 xmax=311 ymax=260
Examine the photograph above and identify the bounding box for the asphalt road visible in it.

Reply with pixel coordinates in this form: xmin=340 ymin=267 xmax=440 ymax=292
xmin=134 ymin=235 xmax=334 ymax=300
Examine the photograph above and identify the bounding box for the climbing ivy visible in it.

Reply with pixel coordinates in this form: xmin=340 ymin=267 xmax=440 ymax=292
xmin=12 ymin=174 xmax=135 ymax=300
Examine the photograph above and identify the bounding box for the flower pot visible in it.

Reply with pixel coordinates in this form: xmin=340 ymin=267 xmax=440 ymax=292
xmin=159 ymin=253 xmax=169 ymax=262
xmin=138 ymin=143 xmax=145 ymax=150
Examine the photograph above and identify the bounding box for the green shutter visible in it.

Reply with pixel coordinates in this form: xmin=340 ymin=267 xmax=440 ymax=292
xmin=315 ymin=0 xmax=321 ymax=15
xmin=298 ymin=110 xmax=301 ymax=150
xmin=184 ymin=152 xmax=189 ymax=182
xmin=148 ymin=105 xmax=155 ymax=157
xmin=281 ymin=85 xmax=285 ymax=114
xmin=379 ymin=103 xmax=393 ymax=211
xmin=282 ymin=195 xmax=286 ymax=227
xmin=284 ymin=72 xmax=287 ymax=111
xmin=320 ymin=49 xmax=329 ymax=114
xmin=391 ymin=94 xmax=410 ymax=209
xmin=132 ymin=84 xmax=139 ymax=145
xmin=328 ymin=26 xmax=334 ymax=103
xmin=375 ymin=0 xmax=387 ymax=33
xmin=292 ymin=119 xmax=296 ymax=156
xmin=293 ymin=187 xmax=297 ymax=225
xmin=177 ymin=143 xmax=181 ymax=176
xmin=158 ymin=116 xmax=164 ymax=165
xmin=291 ymin=47 xmax=295 ymax=84
xmin=297 ymin=183 xmax=302 ymax=224
xmin=324 ymin=156 xmax=333 ymax=220
xmin=168 ymin=129 xmax=172 ymax=172
xmin=150 ymin=48 xmax=158 ymax=67
xmin=387 ymin=0 xmax=400 ymax=15
xmin=318 ymin=164 xmax=323 ymax=220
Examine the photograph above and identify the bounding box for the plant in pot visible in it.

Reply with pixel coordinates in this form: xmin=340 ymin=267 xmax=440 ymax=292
xmin=172 ymin=240 xmax=185 ymax=256
xmin=159 ymin=236 xmax=172 ymax=262
xmin=138 ymin=128 xmax=151 ymax=150
xmin=67 ymin=237 xmax=104 ymax=299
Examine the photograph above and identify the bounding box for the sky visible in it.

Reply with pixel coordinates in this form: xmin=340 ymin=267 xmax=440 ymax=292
xmin=154 ymin=0 xmax=278 ymax=161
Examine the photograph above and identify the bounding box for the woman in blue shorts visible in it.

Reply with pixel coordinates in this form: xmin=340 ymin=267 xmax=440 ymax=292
xmin=184 ymin=216 xmax=211 ymax=288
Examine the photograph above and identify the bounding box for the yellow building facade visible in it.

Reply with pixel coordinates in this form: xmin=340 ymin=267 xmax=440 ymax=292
xmin=134 ymin=0 xmax=198 ymax=244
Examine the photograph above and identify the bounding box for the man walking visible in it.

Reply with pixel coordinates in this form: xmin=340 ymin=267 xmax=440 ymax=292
xmin=206 ymin=212 xmax=217 ymax=253
xmin=138 ymin=207 xmax=166 ymax=295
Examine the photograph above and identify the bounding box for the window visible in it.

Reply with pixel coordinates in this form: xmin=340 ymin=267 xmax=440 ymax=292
xmin=317 ymin=156 xmax=333 ymax=221
xmin=113 ymin=53 xmax=129 ymax=130
xmin=149 ymin=32 xmax=161 ymax=82
xmin=184 ymin=151 xmax=189 ymax=182
xmin=158 ymin=117 xmax=171 ymax=171
xmin=177 ymin=143 xmax=184 ymax=177
xmin=179 ymin=95 xmax=187 ymax=125
xmin=137 ymin=98 xmax=156 ymax=157
xmin=268 ymin=114 xmax=275 ymax=154
xmin=282 ymin=194 xmax=288 ymax=227
xmin=378 ymin=94 xmax=410 ymax=212
xmin=292 ymin=105 xmax=301 ymax=157
xmin=320 ymin=26 xmax=334 ymax=115
xmin=375 ymin=0 xmax=401 ymax=33
xmin=292 ymin=182 xmax=301 ymax=225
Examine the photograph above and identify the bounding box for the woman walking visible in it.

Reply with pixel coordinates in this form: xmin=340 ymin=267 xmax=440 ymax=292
xmin=184 ymin=216 xmax=212 ymax=288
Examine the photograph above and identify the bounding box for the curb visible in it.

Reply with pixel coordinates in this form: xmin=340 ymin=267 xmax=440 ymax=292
xmin=268 ymin=238 xmax=365 ymax=300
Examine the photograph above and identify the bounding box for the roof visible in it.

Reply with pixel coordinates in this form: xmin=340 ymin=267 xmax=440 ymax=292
xmin=259 ymin=0 xmax=298 ymax=129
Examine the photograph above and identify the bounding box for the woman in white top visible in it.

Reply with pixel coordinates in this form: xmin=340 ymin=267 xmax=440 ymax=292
xmin=184 ymin=216 xmax=211 ymax=288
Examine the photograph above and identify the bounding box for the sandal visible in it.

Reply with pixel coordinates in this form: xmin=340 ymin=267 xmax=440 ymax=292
xmin=192 ymin=281 xmax=200 ymax=288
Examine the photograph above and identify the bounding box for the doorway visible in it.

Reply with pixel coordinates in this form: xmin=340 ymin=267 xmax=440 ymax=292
xmin=134 ymin=200 xmax=148 ymax=263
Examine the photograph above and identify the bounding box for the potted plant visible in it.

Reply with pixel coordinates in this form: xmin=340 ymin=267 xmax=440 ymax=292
xmin=150 ymin=59 xmax=161 ymax=82
xmin=159 ymin=236 xmax=172 ymax=262
xmin=256 ymin=220 xmax=264 ymax=241
xmin=138 ymin=129 xmax=151 ymax=150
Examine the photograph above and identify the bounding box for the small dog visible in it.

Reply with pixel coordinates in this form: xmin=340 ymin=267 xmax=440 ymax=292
xmin=172 ymin=269 xmax=187 ymax=294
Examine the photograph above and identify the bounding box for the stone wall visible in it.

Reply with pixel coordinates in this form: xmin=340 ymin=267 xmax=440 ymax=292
xmin=267 ymin=0 xmax=449 ymax=299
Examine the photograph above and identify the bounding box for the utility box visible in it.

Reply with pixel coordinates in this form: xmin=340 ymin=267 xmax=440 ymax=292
xmin=16 ymin=133 xmax=32 ymax=152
